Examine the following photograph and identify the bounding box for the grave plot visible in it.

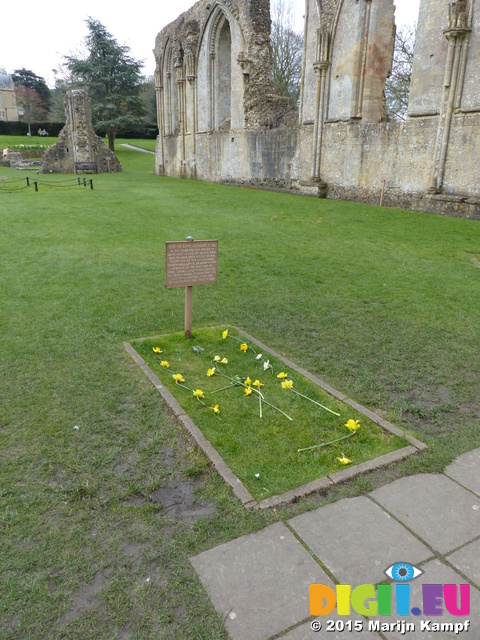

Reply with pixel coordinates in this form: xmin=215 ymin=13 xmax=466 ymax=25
xmin=125 ymin=327 xmax=426 ymax=508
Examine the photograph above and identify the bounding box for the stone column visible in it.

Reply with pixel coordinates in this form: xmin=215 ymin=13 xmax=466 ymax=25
xmin=185 ymin=29 xmax=198 ymax=179
xmin=154 ymin=66 xmax=165 ymax=175
xmin=429 ymin=0 xmax=472 ymax=192
xmin=209 ymin=52 xmax=216 ymax=131
xmin=311 ymin=27 xmax=330 ymax=193
xmin=174 ymin=46 xmax=186 ymax=178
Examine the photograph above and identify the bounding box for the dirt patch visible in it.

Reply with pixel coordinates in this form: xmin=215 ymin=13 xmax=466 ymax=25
xmin=148 ymin=475 xmax=217 ymax=525
xmin=459 ymin=404 xmax=480 ymax=416
xmin=123 ymin=447 xmax=217 ymax=526
xmin=400 ymin=385 xmax=451 ymax=410
xmin=59 ymin=570 xmax=110 ymax=624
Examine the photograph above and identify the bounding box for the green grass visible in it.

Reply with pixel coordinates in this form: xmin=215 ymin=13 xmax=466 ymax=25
xmin=1 ymin=134 xmax=480 ymax=638
xmin=1 ymin=134 xmax=58 ymax=148
xmin=134 ymin=328 xmax=407 ymax=500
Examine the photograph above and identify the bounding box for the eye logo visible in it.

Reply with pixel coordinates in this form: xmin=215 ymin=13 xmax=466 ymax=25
xmin=384 ymin=562 xmax=424 ymax=582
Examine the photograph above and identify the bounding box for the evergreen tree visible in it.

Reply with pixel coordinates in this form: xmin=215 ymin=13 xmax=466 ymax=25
xmin=12 ymin=68 xmax=52 ymax=112
xmin=63 ymin=18 xmax=145 ymax=150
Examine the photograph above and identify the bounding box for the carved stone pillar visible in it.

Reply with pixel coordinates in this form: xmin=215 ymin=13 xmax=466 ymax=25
xmin=154 ymin=65 xmax=165 ymax=175
xmin=311 ymin=27 xmax=331 ymax=187
xmin=165 ymin=72 xmax=172 ymax=135
xmin=174 ymin=46 xmax=186 ymax=177
xmin=185 ymin=37 xmax=198 ymax=178
xmin=209 ymin=52 xmax=216 ymax=131
xmin=429 ymin=0 xmax=472 ymax=192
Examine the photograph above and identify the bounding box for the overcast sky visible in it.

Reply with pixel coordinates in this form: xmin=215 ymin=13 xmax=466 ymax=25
xmin=2 ymin=0 xmax=420 ymax=87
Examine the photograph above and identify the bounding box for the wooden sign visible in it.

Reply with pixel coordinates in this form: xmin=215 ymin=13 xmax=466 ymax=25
xmin=378 ymin=173 xmax=389 ymax=207
xmin=165 ymin=238 xmax=218 ymax=338
xmin=165 ymin=239 xmax=218 ymax=289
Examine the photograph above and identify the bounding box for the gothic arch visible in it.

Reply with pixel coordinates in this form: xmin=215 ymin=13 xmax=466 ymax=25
xmin=196 ymin=2 xmax=245 ymax=132
xmin=162 ymin=39 xmax=179 ymax=135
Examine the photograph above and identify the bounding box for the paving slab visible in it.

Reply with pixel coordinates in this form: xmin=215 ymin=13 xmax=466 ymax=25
xmin=190 ymin=521 xmax=331 ymax=640
xmin=376 ymin=559 xmax=479 ymax=640
xmin=289 ymin=496 xmax=431 ymax=585
xmin=280 ymin=617 xmax=380 ymax=639
xmin=444 ymin=447 xmax=480 ymax=497
xmin=447 ymin=537 xmax=480 ymax=586
xmin=370 ymin=474 xmax=480 ymax=554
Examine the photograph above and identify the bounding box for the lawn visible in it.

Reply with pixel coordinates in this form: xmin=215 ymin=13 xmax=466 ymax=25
xmin=1 ymin=136 xmax=479 ymax=639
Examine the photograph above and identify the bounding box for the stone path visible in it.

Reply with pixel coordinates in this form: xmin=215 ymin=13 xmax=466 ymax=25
xmin=191 ymin=448 xmax=480 ymax=639
xmin=120 ymin=143 xmax=156 ymax=154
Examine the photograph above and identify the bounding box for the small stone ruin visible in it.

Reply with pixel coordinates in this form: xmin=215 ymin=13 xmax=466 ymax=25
xmin=42 ymin=89 xmax=121 ymax=174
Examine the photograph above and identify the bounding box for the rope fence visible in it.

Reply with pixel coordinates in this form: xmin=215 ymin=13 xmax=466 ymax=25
xmin=0 ymin=176 xmax=94 ymax=193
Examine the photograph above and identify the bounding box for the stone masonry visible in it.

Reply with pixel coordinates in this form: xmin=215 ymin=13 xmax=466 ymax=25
xmin=154 ymin=0 xmax=480 ymax=218
xmin=42 ymin=90 xmax=121 ymax=174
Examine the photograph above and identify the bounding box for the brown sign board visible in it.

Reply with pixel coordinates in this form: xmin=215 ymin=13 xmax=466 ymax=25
xmin=165 ymin=240 xmax=218 ymax=289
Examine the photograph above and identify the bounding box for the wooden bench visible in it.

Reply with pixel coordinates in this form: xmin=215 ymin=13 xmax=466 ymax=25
xmin=74 ymin=161 xmax=98 ymax=174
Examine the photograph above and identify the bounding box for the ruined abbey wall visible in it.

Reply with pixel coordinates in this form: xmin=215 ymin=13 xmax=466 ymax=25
xmin=154 ymin=0 xmax=480 ymax=218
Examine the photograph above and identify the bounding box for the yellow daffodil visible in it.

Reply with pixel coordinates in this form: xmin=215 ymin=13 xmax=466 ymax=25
xmin=207 ymin=368 xmax=216 ymax=377
xmin=281 ymin=380 xmax=294 ymax=389
xmin=153 ymin=347 xmax=162 ymax=354
xmin=222 ymin=329 xmax=228 ymax=339
xmin=253 ymin=379 xmax=263 ymax=388
xmin=277 ymin=372 xmax=288 ymax=379
xmin=210 ymin=404 xmax=220 ymax=415
xmin=213 ymin=355 xmax=221 ymax=362
xmin=345 ymin=419 xmax=361 ymax=432
xmin=172 ymin=373 xmax=185 ymax=383
xmin=221 ymin=357 xmax=228 ymax=364
xmin=240 ymin=343 xmax=248 ymax=352
xmin=337 ymin=455 xmax=352 ymax=465
xmin=245 ymin=377 xmax=252 ymax=386
xmin=193 ymin=389 xmax=204 ymax=398
xmin=160 ymin=360 xmax=170 ymax=368
xmin=244 ymin=387 xmax=253 ymax=396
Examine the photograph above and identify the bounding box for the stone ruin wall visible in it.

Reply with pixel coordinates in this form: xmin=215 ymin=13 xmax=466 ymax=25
xmin=154 ymin=0 xmax=480 ymax=218
xmin=42 ymin=90 xmax=121 ymax=174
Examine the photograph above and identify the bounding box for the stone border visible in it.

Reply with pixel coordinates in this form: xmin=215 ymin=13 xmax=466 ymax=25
xmin=124 ymin=326 xmax=427 ymax=509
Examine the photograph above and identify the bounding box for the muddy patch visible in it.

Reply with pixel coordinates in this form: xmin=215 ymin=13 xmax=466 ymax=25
xmin=59 ymin=570 xmax=110 ymax=624
xmin=124 ymin=475 xmax=216 ymax=525
xmin=148 ymin=475 xmax=217 ymax=525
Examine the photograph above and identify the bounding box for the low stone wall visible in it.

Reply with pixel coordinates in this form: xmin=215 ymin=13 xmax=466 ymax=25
xmin=156 ymin=110 xmax=480 ymax=219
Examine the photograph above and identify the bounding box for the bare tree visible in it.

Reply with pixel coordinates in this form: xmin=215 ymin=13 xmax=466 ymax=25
xmin=385 ymin=25 xmax=416 ymax=121
xmin=15 ymin=87 xmax=48 ymax=135
xmin=271 ymin=0 xmax=303 ymax=104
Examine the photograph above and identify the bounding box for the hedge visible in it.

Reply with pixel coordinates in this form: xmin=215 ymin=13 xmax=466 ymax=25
xmin=0 ymin=121 xmax=65 ymax=136
xmin=0 ymin=121 xmax=159 ymax=139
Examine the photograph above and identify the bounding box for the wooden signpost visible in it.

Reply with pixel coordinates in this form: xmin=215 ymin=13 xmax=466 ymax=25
xmin=165 ymin=237 xmax=218 ymax=338
xmin=379 ymin=173 xmax=389 ymax=207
